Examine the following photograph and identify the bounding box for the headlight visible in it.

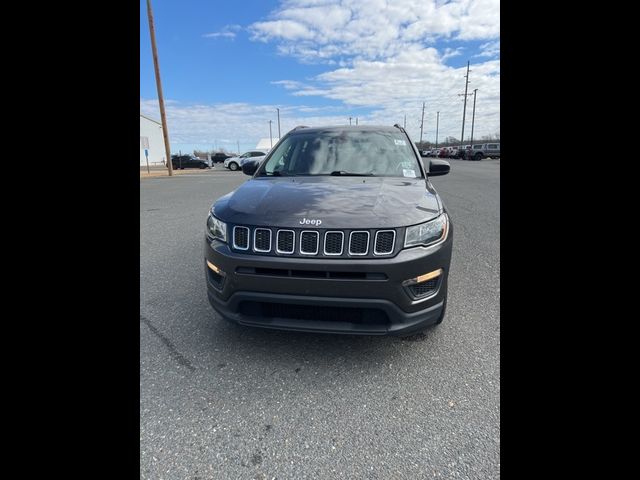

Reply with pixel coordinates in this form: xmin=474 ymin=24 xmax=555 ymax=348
xmin=206 ymin=212 xmax=227 ymax=242
xmin=404 ymin=213 xmax=449 ymax=248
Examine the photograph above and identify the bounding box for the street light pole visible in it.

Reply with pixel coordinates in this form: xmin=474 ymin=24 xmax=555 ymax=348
xmin=269 ymin=120 xmax=273 ymax=148
xmin=435 ymin=111 xmax=440 ymax=148
xmin=146 ymin=0 xmax=173 ymax=176
xmin=277 ymin=108 xmax=281 ymax=138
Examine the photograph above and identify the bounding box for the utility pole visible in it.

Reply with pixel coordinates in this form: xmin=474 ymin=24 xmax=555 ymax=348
xmin=349 ymin=117 xmax=352 ymax=125
xmin=458 ymin=61 xmax=471 ymax=150
xmin=355 ymin=117 xmax=358 ymax=125
xmin=237 ymin=140 xmax=240 ymax=154
xmin=269 ymin=120 xmax=273 ymax=148
xmin=470 ymin=89 xmax=478 ymax=148
xmin=435 ymin=111 xmax=440 ymax=148
xmin=404 ymin=114 xmax=406 ymax=129
xmin=420 ymin=102 xmax=425 ymax=143
xmin=146 ymin=0 xmax=173 ymax=176
xmin=276 ymin=108 xmax=281 ymax=138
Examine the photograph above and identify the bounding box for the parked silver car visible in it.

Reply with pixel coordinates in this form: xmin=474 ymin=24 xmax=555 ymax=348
xmin=224 ymin=150 xmax=268 ymax=171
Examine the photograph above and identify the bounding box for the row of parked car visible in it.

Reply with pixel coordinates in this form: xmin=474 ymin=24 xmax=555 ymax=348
xmin=421 ymin=143 xmax=500 ymax=161
xmin=171 ymin=141 xmax=499 ymax=171
xmin=170 ymin=151 xmax=265 ymax=170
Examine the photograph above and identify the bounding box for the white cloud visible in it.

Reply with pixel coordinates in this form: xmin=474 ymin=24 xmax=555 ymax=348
xmin=270 ymin=80 xmax=304 ymax=90
xmin=475 ymin=40 xmax=500 ymax=58
xmin=249 ymin=0 xmax=499 ymax=62
xmin=203 ymin=24 xmax=241 ymax=39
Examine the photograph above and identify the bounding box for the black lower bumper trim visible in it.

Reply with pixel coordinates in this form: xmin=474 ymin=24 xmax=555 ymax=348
xmin=207 ymin=290 xmax=444 ymax=336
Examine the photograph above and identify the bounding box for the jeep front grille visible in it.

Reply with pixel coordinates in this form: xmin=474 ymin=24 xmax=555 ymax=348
xmin=229 ymin=226 xmax=397 ymax=257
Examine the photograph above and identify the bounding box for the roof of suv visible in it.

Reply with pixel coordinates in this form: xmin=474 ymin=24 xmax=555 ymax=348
xmin=288 ymin=125 xmax=402 ymax=135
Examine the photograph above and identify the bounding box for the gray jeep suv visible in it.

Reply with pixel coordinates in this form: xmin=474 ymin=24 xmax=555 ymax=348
xmin=204 ymin=125 xmax=453 ymax=336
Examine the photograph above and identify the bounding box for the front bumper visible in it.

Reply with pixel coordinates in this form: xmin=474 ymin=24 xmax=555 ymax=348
xmin=204 ymin=230 xmax=452 ymax=335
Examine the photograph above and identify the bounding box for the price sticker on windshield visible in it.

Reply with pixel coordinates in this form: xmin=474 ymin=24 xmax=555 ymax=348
xmin=403 ymin=169 xmax=416 ymax=178
xmin=394 ymin=139 xmax=407 ymax=146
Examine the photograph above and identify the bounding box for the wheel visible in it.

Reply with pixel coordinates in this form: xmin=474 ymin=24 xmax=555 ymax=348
xmin=474 ymin=153 xmax=482 ymax=161
xmin=200 ymin=164 xmax=206 ymax=169
xmin=229 ymin=162 xmax=239 ymax=171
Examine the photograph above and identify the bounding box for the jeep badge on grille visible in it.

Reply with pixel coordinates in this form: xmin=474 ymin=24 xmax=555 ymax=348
xmin=299 ymin=217 xmax=322 ymax=227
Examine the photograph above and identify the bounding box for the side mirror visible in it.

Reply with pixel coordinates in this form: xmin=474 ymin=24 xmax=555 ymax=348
xmin=429 ymin=159 xmax=450 ymax=176
xmin=242 ymin=159 xmax=259 ymax=176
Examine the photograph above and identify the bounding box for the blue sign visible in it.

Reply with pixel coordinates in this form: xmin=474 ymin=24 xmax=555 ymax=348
xmin=144 ymin=149 xmax=149 ymax=157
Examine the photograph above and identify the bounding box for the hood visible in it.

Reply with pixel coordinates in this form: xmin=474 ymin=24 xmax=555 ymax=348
xmin=213 ymin=176 xmax=442 ymax=229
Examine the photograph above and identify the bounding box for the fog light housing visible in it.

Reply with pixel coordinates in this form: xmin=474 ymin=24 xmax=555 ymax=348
xmin=206 ymin=260 xmax=226 ymax=290
xmin=402 ymin=268 xmax=442 ymax=286
xmin=206 ymin=260 xmax=225 ymax=276
xmin=403 ymin=269 xmax=443 ymax=300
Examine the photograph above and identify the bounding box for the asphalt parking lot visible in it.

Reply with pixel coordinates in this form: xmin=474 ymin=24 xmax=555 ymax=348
xmin=140 ymin=159 xmax=500 ymax=479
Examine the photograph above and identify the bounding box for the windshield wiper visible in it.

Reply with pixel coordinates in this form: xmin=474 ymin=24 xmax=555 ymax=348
xmin=329 ymin=170 xmax=374 ymax=176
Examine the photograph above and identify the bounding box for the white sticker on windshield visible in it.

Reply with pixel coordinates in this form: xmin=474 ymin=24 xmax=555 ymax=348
xmin=403 ymin=169 xmax=416 ymax=178
xmin=394 ymin=139 xmax=406 ymax=146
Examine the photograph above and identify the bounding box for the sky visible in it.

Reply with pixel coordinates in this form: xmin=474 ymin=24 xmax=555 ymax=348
xmin=140 ymin=0 xmax=499 ymax=154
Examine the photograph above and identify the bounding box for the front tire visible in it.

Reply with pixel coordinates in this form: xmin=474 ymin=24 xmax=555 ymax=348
xmin=228 ymin=162 xmax=239 ymax=171
xmin=474 ymin=153 xmax=483 ymax=161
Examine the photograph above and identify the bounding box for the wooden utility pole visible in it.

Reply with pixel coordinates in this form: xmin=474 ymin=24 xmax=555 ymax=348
xmin=146 ymin=0 xmax=173 ymax=176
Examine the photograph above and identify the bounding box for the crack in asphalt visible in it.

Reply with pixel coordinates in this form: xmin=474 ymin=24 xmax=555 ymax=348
xmin=140 ymin=314 xmax=195 ymax=372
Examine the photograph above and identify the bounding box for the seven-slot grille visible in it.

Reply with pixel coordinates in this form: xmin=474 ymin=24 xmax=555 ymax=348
xmin=231 ymin=226 xmax=397 ymax=257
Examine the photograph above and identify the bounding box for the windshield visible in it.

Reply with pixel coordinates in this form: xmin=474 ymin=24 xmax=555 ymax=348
xmin=258 ymin=130 xmax=423 ymax=178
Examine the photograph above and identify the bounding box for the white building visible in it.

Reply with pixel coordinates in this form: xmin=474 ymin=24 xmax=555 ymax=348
xmin=140 ymin=114 xmax=167 ymax=166
xmin=255 ymin=137 xmax=279 ymax=151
